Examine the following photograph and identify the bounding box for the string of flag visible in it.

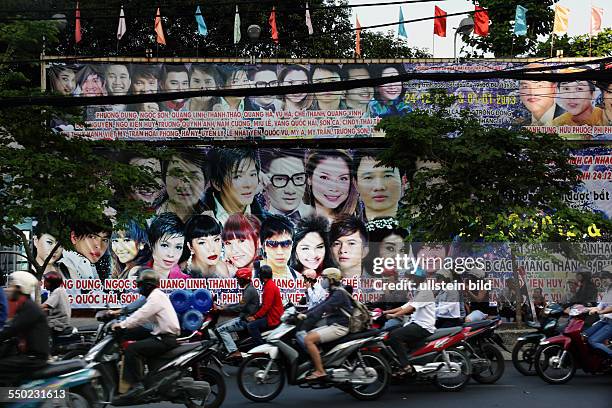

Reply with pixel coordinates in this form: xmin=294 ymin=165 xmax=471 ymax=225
xmin=72 ymin=3 xmax=608 ymax=54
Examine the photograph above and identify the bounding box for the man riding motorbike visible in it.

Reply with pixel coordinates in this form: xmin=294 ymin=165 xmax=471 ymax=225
xmin=111 ymin=269 xmax=180 ymax=399
xmin=434 ymin=269 xmax=462 ymax=328
xmin=41 ymin=270 xmax=71 ymax=344
xmin=246 ymin=265 xmax=284 ymax=346
xmin=300 ymin=269 xmax=327 ymax=309
xmin=0 ymin=271 xmax=50 ymax=385
xmin=382 ymin=267 xmax=436 ymax=374
xmin=584 ymin=279 xmax=612 ymax=358
xmin=217 ymin=267 xmax=260 ymax=359
xmin=297 ymin=267 xmax=353 ymax=381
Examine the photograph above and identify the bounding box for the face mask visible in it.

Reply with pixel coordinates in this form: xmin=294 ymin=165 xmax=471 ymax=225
xmin=321 ymin=278 xmax=330 ymax=290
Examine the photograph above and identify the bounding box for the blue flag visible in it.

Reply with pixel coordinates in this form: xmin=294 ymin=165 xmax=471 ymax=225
xmin=196 ymin=6 xmax=208 ymax=36
xmin=398 ymin=7 xmax=407 ymax=38
xmin=514 ymin=5 xmax=528 ymax=36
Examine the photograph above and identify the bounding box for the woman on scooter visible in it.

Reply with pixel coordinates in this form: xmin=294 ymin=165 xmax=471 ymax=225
xmin=297 ymin=267 xmax=353 ymax=381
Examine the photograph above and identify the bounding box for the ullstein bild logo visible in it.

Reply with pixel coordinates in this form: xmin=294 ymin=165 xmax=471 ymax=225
xmin=371 ymin=255 xmax=486 ymax=275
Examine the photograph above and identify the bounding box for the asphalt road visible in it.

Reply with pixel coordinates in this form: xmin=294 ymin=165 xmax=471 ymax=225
xmin=116 ymin=362 xmax=611 ymax=408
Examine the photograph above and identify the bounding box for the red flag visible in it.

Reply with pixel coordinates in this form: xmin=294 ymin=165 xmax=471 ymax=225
xmin=269 ymin=7 xmax=279 ymax=44
xmin=155 ymin=7 xmax=166 ymax=45
xmin=75 ymin=2 xmax=82 ymax=43
xmin=474 ymin=6 xmax=489 ymax=36
xmin=434 ymin=6 xmax=446 ymax=37
xmin=355 ymin=15 xmax=362 ymax=57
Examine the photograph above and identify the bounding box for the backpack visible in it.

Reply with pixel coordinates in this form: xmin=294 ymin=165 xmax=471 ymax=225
xmin=337 ymin=287 xmax=372 ymax=333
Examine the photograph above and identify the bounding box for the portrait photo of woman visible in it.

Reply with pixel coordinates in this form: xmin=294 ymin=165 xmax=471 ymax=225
xmin=144 ymin=212 xmax=190 ymax=279
xmin=368 ymin=64 xmax=411 ymax=118
xmin=184 ymin=214 xmax=229 ymax=278
xmin=110 ymin=220 xmax=151 ymax=279
xmin=290 ymin=215 xmax=336 ymax=276
xmin=278 ymin=65 xmax=314 ymax=111
xmin=221 ymin=213 xmax=261 ymax=277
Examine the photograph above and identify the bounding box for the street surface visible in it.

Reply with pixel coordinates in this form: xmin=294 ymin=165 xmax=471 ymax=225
xmin=117 ymin=362 xmax=611 ymax=408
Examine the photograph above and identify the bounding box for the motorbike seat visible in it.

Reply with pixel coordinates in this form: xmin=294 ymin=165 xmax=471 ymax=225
xmin=424 ymin=327 xmax=462 ymax=342
xmin=28 ymin=360 xmax=86 ymax=379
xmin=156 ymin=342 xmax=201 ymax=361
xmin=321 ymin=329 xmax=381 ymax=351
xmin=462 ymin=320 xmax=494 ymax=329
xmin=76 ymin=324 xmax=100 ymax=332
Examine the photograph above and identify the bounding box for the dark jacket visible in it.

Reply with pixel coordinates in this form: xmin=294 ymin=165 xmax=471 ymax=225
xmin=253 ymin=279 xmax=284 ymax=327
xmin=201 ymin=189 xmax=268 ymax=223
xmin=305 ymin=286 xmax=353 ymax=327
xmin=226 ymin=283 xmax=260 ymax=320
xmin=0 ymin=289 xmax=7 ymax=330
xmin=0 ymin=298 xmax=50 ymax=359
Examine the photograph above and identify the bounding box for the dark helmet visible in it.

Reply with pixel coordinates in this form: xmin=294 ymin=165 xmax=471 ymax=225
xmin=136 ymin=269 xmax=160 ymax=288
xmin=259 ymin=265 xmax=273 ymax=281
xmin=43 ymin=270 xmax=64 ymax=290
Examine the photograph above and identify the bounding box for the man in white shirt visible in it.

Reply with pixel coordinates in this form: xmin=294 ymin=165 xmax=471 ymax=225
xmin=434 ymin=269 xmax=462 ymax=328
xmin=382 ymin=268 xmax=436 ymax=372
xmin=302 ymin=269 xmax=327 ymax=308
xmin=112 ymin=269 xmax=180 ymax=398
xmin=584 ymin=280 xmax=612 ymax=358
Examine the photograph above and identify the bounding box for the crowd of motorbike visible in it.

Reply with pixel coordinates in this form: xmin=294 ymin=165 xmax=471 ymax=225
xmin=7 ymin=294 xmax=610 ymax=408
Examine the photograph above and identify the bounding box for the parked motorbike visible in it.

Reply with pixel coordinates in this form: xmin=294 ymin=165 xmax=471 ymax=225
xmin=237 ymin=306 xmax=390 ymax=402
xmin=460 ymin=318 xmax=507 ymax=384
xmin=53 ymin=321 xmax=106 ymax=360
xmin=534 ymin=304 xmax=610 ymax=384
xmin=378 ymin=324 xmax=472 ymax=391
xmin=512 ymin=303 xmax=565 ymax=376
xmin=81 ymin=312 xmax=219 ymax=408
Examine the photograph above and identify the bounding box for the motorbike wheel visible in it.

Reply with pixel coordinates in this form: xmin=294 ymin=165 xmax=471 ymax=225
xmin=511 ymin=339 xmax=538 ymax=376
xmin=433 ymin=348 xmax=472 ymax=392
xmin=237 ymin=355 xmax=285 ymax=402
xmin=191 ymin=366 xmax=226 ymax=408
xmin=69 ymin=384 xmax=99 ymax=408
xmin=472 ymin=343 xmax=505 ymax=384
xmin=346 ymin=351 xmax=390 ymax=401
xmin=534 ymin=344 xmax=576 ymax=384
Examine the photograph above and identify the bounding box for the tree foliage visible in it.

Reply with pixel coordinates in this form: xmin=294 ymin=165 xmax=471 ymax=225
xmin=462 ymin=0 xmax=557 ymax=57
xmin=376 ymin=91 xmax=612 ymax=243
xmin=536 ymin=28 xmax=612 ymax=58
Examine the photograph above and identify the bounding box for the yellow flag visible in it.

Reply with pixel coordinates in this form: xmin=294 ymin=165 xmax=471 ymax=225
xmin=552 ymin=5 xmax=570 ymax=35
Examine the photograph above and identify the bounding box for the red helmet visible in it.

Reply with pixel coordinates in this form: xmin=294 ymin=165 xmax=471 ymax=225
xmin=43 ymin=270 xmax=63 ymax=290
xmin=235 ymin=268 xmax=252 ymax=281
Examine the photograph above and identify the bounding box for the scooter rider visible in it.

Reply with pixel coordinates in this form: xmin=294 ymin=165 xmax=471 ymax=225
xmin=0 ymin=271 xmax=50 ymax=385
xmin=300 ymin=269 xmax=327 ymax=309
xmin=383 ymin=267 xmax=436 ymax=374
xmin=41 ymin=271 xmax=71 ymax=343
xmin=217 ymin=267 xmax=260 ymax=359
xmin=585 ymin=278 xmax=612 ymax=358
xmin=434 ymin=269 xmax=462 ymax=328
xmin=246 ymin=265 xmax=284 ymax=346
xmin=297 ymin=267 xmax=353 ymax=381
xmin=111 ymin=269 xmax=180 ymax=399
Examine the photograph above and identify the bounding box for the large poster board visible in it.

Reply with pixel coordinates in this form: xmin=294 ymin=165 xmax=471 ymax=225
xmin=47 ymin=61 xmax=612 ymax=141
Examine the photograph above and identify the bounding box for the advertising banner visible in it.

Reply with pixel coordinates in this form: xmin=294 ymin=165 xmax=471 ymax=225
xmin=47 ymin=61 xmax=612 ymax=141
xmin=24 ymin=146 xmax=611 ymax=309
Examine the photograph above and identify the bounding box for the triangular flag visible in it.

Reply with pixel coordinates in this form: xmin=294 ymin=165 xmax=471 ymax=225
xmin=234 ymin=5 xmax=241 ymax=44
xmin=474 ymin=6 xmax=489 ymax=36
xmin=398 ymin=7 xmax=407 ymax=38
xmin=305 ymin=2 xmax=314 ymax=35
xmin=196 ymin=6 xmax=208 ymax=37
xmin=434 ymin=6 xmax=446 ymax=37
xmin=552 ymin=4 xmax=570 ymax=36
xmin=270 ymin=6 xmax=279 ymax=44
xmin=117 ymin=6 xmax=126 ymax=40
xmin=155 ymin=8 xmax=166 ymax=45
xmin=514 ymin=5 xmax=528 ymax=36
xmin=590 ymin=6 xmax=603 ymax=36
xmin=355 ymin=15 xmax=362 ymax=57
xmin=75 ymin=2 xmax=82 ymax=44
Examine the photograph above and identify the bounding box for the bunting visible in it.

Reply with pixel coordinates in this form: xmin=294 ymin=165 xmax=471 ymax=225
xmin=305 ymin=2 xmax=314 ymax=35
xmin=474 ymin=6 xmax=489 ymax=36
xmin=155 ymin=8 xmax=166 ymax=45
xmin=75 ymin=2 xmax=82 ymax=44
xmin=196 ymin=6 xmax=208 ymax=37
xmin=270 ymin=7 xmax=279 ymax=44
xmin=355 ymin=15 xmax=362 ymax=57
xmin=117 ymin=6 xmax=126 ymax=40
xmin=591 ymin=6 xmax=604 ymax=36
xmin=234 ymin=6 xmax=241 ymax=44
xmin=552 ymin=4 xmax=570 ymax=36
xmin=434 ymin=6 xmax=446 ymax=37
xmin=514 ymin=5 xmax=528 ymax=36
xmin=398 ymin=7 xmax=407 ymax=38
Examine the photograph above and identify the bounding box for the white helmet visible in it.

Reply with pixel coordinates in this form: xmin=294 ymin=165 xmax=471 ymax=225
xmin=466 ymin=267 xmax=486 ymax=279
xmin=436 ymin=269 xmax=453 ymax=280
xmin=9 ymin=271 xmax=39 ymax=295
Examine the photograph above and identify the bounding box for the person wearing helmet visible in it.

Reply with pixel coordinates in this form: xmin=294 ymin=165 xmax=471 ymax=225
xmin=42 ymin=271 xmax=71 ymax=342
xmin=217 ymin=267 xmax=260 ymax=359
xmin=434 ymin=269 xmax=462 ymax=328
xmin=111 ymin=269 xmax=180 ymax=399
xmin=246 ymin=265 xmax=284 ymax=346
xmin=297 ymin=267 xmax=353 ymax=381
xmin=0 ymin=271 xmax=50 ymax=385
xmin=300 ymin=269 xmax=327 ymax=309
xmin=383 ymin=266 xmax=436 ymax=374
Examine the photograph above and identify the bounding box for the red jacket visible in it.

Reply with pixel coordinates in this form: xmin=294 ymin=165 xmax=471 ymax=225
xmin=253 ymin=279 xmax=283 ymax=327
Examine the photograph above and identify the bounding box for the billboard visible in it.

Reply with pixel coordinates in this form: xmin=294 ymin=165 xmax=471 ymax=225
xmin=25 ymin=146 xmax=612 ymax=308
xmin=47 ymin=61 xmax=612 ymax=141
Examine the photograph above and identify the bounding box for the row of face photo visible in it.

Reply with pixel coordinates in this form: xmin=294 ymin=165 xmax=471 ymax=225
xmin=49 ymin=63 xmax=411 ymax=118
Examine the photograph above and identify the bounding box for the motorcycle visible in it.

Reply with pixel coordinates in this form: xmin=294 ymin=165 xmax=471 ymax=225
xmin=460 ymin=318 xmax=508 ymax=384
xmin=534 ymin=304 xmax=611 ymax=384
xmin=237 ymin=306 xmax=391 ymax=402
xmin=82 ymin=312 xmax=220 ymax=408
xmin=54 ymin=320 xmax=106 ymax=360
xmin=378 ymin=324 xmax=473 ymax=391
xmin=512 ymin=303 xmax=565 ymax=376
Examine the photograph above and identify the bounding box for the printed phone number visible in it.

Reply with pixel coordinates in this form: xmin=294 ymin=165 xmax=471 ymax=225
xmin=0 ymin=388 xmax=67 ymax=401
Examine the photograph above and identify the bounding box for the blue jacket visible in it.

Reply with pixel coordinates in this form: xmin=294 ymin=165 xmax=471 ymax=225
xmin=306 ymin=287 xmax=353 ymax=327
xmin=0 ymin=288 xmax=7 ymax=330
